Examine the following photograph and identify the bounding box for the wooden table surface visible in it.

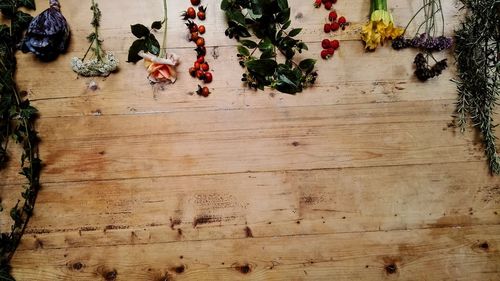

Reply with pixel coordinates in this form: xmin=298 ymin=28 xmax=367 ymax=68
xmin=1 ymin=0 xmax=499 ymax=280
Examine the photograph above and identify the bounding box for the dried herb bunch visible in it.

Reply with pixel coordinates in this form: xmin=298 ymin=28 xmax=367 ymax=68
xmin=221 ymin=0 xmax=317 ymax=95
xmin=454 ymin=0 xmax=500 ymax=174
xmin=0 ymin=0 xmax=42 ymax=279
xmin=71 ymin=0 xmax=118 ymax=77
xmin=392 ymin=0 xmax=452 ymax=81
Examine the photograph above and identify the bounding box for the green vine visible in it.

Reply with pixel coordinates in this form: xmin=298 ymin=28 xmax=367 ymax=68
xmin=0 ymin=0 xmax=42 ymax=279
xmin=221 ymin=0 xmax=317 ymax=95
xmin=454 ymin=0 xmax=500 ymax=175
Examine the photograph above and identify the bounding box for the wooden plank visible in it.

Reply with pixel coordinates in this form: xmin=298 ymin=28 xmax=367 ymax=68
xmin=4 ymin=161 xmax=497 ymax=251
xmin=10 ymin=225 xmax=500 ymax=280
xmin=0 ymin=101 xmax=487 ymax=185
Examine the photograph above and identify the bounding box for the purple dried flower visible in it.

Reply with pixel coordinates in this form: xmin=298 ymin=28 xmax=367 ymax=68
xmin=20 ymin=0 xmax=70 ymax=61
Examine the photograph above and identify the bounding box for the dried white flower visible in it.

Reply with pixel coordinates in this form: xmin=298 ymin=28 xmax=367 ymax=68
xmin=71 ymin=52 xmax=118 ymax=77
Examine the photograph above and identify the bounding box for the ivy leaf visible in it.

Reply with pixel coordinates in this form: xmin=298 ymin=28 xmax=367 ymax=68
xmin=127 ymin=39 xmax=146 ymax=63
xmin=130 ymin=24 xmax=150 ymax=38
xmin=0 ymin=266 xmax=15 ymax=281
xmin=288 ymin=28 xmax=302 ymax=37
xmin=17 ymin=0 xmax=36 ymax=10
xmin=151 ymin=21 xmax=162 ymax=30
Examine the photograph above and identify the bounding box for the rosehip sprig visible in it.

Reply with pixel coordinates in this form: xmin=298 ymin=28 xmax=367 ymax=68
xmin=183 ymin=0 xmax=213 ymax=96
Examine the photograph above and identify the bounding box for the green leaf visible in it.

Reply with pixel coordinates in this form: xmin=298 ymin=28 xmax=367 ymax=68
xmin=299 ymin=59 xmax=316 ymax=73
xmin=240 ymin=39 xmax=258 ymax=49
xmin=251 ymin=0 xmax=263 ymax=16
xmin=12 ymin=11 xmax=32 ymax=31
xmin=146 ymin=33 xmax=160 ymax=55
xmin=258 ymin=38 xmax=273 ymax=52
xmin=237 ymin=45 xmax=250 ymax=56
xmin=288 ymin=28 xmax=302 ymax=37
xmin=151 ymin=21 xmax=162 ymax=30
xmin=277 ymin=0 xmax=289 ymax=10
xmin=130 ymin=24 xmax=150 ymax=38
xmin=276 ymin=8 xmax=290 ymax=24
xmin=0 ymin=267 xmax=15 ymax=281
xmin=220 ymin=0 xmax=230 ymax=10
xmin=246 ymin=59 xmax=277 ymax=76
xmin=127 ymin=39 xmax=147 ymax=63
xmin=17 ymin=0 xmax=35 ymax=10
xmin=282 ymin=20 xmax=291 ymax=30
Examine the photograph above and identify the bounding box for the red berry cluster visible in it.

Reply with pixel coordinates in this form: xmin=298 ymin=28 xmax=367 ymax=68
xmin=320 ymin=39 xmax=340 ymax=59
xmin=184 ymin=0 xmax=211 ymax=97
xmin=315 ymin=0 xmax=348 ymax=60
xmin=314 ymin=0 xmax=337 ymax=10
xmin=323 ymin=12 xmax=347 ymax=33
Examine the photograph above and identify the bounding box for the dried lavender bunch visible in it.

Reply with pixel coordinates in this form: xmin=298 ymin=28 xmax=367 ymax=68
xmin=454 ymin=0 xmax=500 ymax=175
xmin=392 ymin=0 xmax=452 ymax=81
xmin=20 ymin=0 xmax=70 ymax=61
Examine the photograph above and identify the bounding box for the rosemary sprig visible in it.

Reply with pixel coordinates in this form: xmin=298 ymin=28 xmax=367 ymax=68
xmin=454 ymin=0 xmax=500 ymax=175
xmin=0 ymin=0 xmax=42 ymax=279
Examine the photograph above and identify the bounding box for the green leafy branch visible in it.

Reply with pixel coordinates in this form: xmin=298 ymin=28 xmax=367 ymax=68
xmin=221 ymin=0 xmax=317 ymax=94
xmin=0 ymin=0 xmax=42 ymax=280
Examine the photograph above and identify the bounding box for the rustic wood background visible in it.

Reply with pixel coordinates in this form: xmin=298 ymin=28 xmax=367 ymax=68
xmin=1 ymin=0 xmax=499 ymax=280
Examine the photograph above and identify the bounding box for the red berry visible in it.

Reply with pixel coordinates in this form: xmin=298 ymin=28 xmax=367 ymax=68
xmin=194 ymin=62 xmax=201 ymax=70
xmin=321 ymin=0 xmax=328 ymax=3
xmin=321 ymin=39 xmax=331 ymax=49
xmin=330 ymin=39 xmax=340 ymax=49
xmin=338 ymin=16 xmax=347 ymax=25
xmin=324 ymin=1 xmax=332 ymax=10
xmin=197 ymin=6 xmax=207 ymax=20
xmin=183 ymin=7 xmax=196 ymax=19
xmin=328 ymin=11 xmax=337 ymax=21
xmin=331 ymin=22 xmax=340 ymax=31
xmin=204 ymin=72 xmax=213 ymax=83
xmin=189 ymin=67 xmax=197 ymax=77
xmin=196 ymin=56 xmax=205 ymax=64
xmin=196 ymin=70 xmax=204 ymax=79
xmin=323 ymin=23 xmax=331 ymax=33
xmin=198 ymin=25 xmax=206 ymax=34
xmin=197 ymin=85 xmax=210 ymax=97
xmin=320 ymin=49 xmax=330 ymax=59
xmin=201 ymin=63 xmax=209 ymax=71
xmin=327 ymin=48 xmax=335 ymax=55
xmin=314 ymin=0 xmax=321 ymax=8
xmin=191 ymin=0 xmax=200 ymax=5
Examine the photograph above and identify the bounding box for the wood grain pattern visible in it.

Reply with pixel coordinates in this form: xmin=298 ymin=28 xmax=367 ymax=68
xmin=0 ymin=0 xmax=498 ymax=280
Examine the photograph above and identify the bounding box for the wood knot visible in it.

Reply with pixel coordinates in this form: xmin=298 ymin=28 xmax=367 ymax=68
xmin=104 ymin=269 xmax=117 ymax=281
xmin=244 ymin=226 xmax=253 ymax=238
xmin=479 ymin=241 xmax=489 ymax=251
xmin=72 ymin=262 xmax=84 ymax=271
xmin=291 ymin=141 xmax=300 ymax=147
xmin=235 ymin=264 xmax=251 ymax=274
xmin=385 ymin=263 xmax=397 ymax=274
xmin=174 ymin=265 xmax=185 ymax=274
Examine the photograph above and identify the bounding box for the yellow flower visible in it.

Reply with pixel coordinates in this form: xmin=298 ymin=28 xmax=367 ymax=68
xmin=361 ymin=1 xmax=403 ymax=50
